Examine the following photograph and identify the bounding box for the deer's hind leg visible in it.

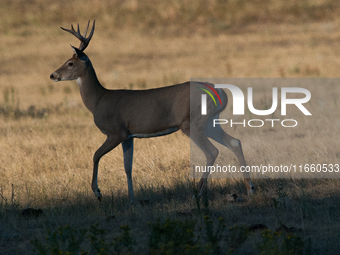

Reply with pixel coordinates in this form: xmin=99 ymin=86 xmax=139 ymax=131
xmin=205 ymin=119 xmax=255 ymax=195
xmin=181 ymin=120 xmax=219 ymax=196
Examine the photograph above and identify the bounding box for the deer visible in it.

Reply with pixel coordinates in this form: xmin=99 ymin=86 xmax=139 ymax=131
xmin=50 ymin=20 xmax=254 ymax=202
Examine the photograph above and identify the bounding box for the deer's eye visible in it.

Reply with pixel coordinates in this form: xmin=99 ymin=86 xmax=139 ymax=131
xmin=68 ymin=62 xmax=74 ymax=67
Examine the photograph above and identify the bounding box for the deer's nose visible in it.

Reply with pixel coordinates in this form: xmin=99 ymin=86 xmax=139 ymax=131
xmin=50 ymin=73 xmax=60 ymax=81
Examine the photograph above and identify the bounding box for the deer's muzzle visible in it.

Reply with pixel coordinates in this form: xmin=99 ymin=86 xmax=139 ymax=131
xmin=50 ymin=72 xmax=61 ymax=82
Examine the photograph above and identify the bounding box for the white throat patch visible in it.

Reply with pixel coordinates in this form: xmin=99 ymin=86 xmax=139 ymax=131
xmin=76 ymin=77 xmax=82 ymax=88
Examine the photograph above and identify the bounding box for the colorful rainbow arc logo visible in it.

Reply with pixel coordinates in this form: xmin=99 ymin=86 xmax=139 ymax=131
xmin=197 ymin=83 xmax=222 ymax=107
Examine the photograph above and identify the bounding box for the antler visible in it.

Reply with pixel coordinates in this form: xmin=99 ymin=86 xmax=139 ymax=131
xmin=61 ymin=20 xmax=95 ymax=51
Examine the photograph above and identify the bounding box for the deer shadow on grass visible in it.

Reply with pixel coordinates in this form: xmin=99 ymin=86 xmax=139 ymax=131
xmin=2 ymin=179 xmax=340 ymax=254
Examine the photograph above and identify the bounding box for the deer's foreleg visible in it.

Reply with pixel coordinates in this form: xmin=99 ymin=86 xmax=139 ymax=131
xmin=122 ymin=137 xmax=134 ymax=203
xmin=92 ymin=136 xmax=122 ymax=201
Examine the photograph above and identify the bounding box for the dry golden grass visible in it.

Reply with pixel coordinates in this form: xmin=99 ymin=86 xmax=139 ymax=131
xmin=1 ymin=0 xmax=340 ymax=254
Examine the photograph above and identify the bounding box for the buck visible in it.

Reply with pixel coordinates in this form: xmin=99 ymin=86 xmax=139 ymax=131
xmin=50 ymin=20 xmax=254 ymax=202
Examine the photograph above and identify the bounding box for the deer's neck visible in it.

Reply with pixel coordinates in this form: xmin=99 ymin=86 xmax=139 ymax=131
xmin=76 ymin=64 xmax=106 ymax=114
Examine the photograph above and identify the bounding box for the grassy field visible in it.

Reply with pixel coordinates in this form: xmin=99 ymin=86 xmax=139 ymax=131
xmin=1 ymin=0 xmax=340 ymax=254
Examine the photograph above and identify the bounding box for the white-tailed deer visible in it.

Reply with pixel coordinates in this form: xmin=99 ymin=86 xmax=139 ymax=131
xmin=50 ymin=20 xmax=254 ymax=202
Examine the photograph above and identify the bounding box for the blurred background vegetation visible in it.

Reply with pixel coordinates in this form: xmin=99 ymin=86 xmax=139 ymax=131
xmin=1 ymin=0 xmax=339 ymax=35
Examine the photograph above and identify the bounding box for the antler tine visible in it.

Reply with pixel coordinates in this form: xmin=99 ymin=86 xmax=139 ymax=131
xmin=86 ymin=20 xmax=95 ymax=44
xmin=71 ymin=24 xmax=76 ymax=33
xmin=60 ymin=20 xmax=95 ymax=52
xmin=83 ymin=20 xmax=90 ymax=37
xmin=77 ymin=23 xmax=81 ymax=34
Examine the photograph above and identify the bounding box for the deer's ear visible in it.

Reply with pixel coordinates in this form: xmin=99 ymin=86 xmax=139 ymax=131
xmin=71 ymin=45 xmax=87 ymax=61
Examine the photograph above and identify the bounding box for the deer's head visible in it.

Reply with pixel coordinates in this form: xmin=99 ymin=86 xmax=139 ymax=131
xmin=50 ymin=20 xmax=95 ymax=82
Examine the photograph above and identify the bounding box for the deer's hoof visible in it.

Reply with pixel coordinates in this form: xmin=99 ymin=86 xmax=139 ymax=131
xmin=247 ymin=185 xmax=255 ymax=196
xmin=94 ymin=189 xmax=102 ymax=202
xmin=192 ymin=194 xmax=201 ymax=200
